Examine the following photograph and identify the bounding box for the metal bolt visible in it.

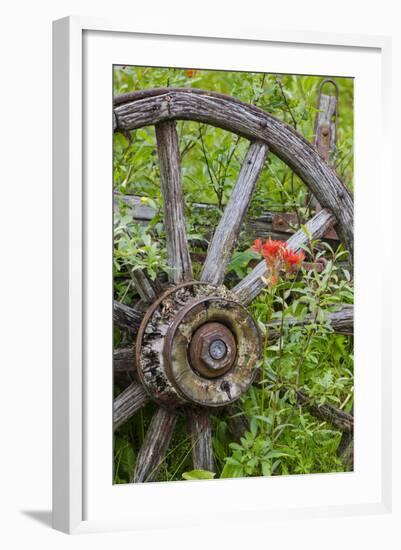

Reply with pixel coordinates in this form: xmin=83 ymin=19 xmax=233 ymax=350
xmin=209 ymin=339 xmax=227 ymax=361
xmin=189 ymin=322 xmax=237 ymax=379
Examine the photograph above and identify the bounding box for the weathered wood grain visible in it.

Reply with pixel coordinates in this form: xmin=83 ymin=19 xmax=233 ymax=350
xmin=114 ymin=192 xmax=294 ymax=245
xmin=114 ymin=193 xmax=157 ymax=221
xmin=113 ymin=381 xmax=149 ymax=430
xmin=308 ymin=88 xmax=338 ymax=211
xmin=114 ymin=345 xmax=136 ymax=373
xmin=267 ymin=304 xmax=354 ymax=339
xmin=245 ymin=216 xmax=291 ymax=243
xmin=133 ymin=407 xmax=178 ymax=482
xmin=113 ymin=300 xmax=143 ymax=333
xmin=296 ymin=390 xmax=353 ymax=432
xmin=233 ymin=208 xmax=336 ymax=305
xmin=337 ymin=405 xmax=354 ymax=470
xmin=113 ymin=304 xmax=353 ymax=375
xmin=337 ymin=431 xmax=354 ymax=471
xmin=114 ymin=88 xmax=353 ymax=258
xmin=187 ymin=410 xmax=215 ymax=472
xmin=155 ymin=120 xmax=193 ymax=283
xmin=314 ymin=93 xmax=337 ymax=161
xmin=200 ymin=141 xmax=268 ymax=285
xmin=130 ymin=268 xmax=159 ymax=303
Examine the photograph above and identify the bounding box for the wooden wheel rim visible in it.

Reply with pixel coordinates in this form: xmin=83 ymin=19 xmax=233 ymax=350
xmin=113 ymin=84 xmax=354 ymax=481
xmin=114 ymin=87 xmax=353 ymax=258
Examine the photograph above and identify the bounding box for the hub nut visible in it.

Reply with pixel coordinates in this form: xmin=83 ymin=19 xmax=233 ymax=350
xmin=189 ymin=322 xmax=237 ymax=379
xmin=209 ymin=339 xmax=227 ymax=360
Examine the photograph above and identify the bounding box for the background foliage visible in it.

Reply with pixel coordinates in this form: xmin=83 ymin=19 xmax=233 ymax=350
xmin=113 ymin=66 xmax=354 ymax=483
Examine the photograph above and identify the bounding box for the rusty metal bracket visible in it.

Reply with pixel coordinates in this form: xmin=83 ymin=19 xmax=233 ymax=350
xmin=314 ymin=78 xmax=339 ymax=162
xmin=271 ymin=80 xmax=341 ymax=241
xmin=303 ymin=78 xmax=342 ymax=232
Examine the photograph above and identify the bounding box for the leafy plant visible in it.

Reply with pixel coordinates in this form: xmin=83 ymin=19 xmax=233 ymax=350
xmin=113 ymin=65 xmax=354 ymax=482
xmin=226 ymin=249 xmax=260 ymax=278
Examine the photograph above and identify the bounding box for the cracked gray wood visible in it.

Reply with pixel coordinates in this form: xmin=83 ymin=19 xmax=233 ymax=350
xmin=308 ymin=88 xmax=338 ymax=211
xmin=115 ymin=192 xmax=296 ymax=245
xmin=133 ymin=407 xmax=178 ymax=482
xmin=200 ymin=140 xmax=268 ymax=286
xmin=233 ymin=208 xmax=336 ymax=305
xmin=130 ymin=268 xmax=159 ymax=303
xmin=113 ymin=381 xmax=149 ymax=430
xmin=113 ymin=304 xmax=353 ymax=374
xmin=337 ymin=430 xmax=354 ymax=471
xmin=114 ymin=345 xmax=136 ymax=374
xmin=155 ymin=120 xmax=193 ymax=283
xmin=187 ymin=410 xmax=215 ymax=472
xmin=113 ymin=300 xmax=143 ymax=333
xmin=114 ymin=88 xmax=353 ymax=258
xmin=314 ymin=93 xmax=337 ymax=161
xmin=267 ymin=304 xmax=354 ymax=339
xmin=337 ymin=404 xmax=353 ymax=470
xmin=296 ymin=390 xmax=353 ymax=432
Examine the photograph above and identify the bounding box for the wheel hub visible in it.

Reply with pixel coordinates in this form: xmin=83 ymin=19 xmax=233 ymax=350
xmin=189 ymin=322 xmax=236 ymax=379
xmin=136 ymin=282 xmax=261 ymax=408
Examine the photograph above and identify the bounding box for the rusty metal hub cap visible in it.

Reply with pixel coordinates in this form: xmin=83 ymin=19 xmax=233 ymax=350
xmin=189 ymin=322 xmax=236 ymax=379
xmin=136 ymin=283 xmax=261 ymax=408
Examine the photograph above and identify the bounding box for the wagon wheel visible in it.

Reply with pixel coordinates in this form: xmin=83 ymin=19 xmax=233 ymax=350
xmin=113 ymin=88 xmax=354 ymax=482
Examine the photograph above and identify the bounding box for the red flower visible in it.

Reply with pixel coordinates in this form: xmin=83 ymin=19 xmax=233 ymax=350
xmin=187 ymin=69 xmax=198 ymax=78
xmin=251 ymin=237 xmax=304 ymax=284
xmin=252 ymin=239 xmax=263 ymax=253
xmin=281 ymin=248 xmax=305 ymax=266
xmin=261 ymin=238 xmax=286 ymax=260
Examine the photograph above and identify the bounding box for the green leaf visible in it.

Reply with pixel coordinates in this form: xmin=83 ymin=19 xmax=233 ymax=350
xmin=301 ymin=224 xmax=312 ymax=239
xmin=250 ymin=417 xmax=258 ymax=437
xmin=262 ymin=461 xmax=271 ymax=476
xmin=226 ymin=250 xmax=260 ymax=278
xmin=182 ymin=469 xmax=216 ymax=481
xmin=225 ymin=456 xmax=242 ymax=466
xmin=220 ymin=463 xmax=244 ymax=479
xmin=228 ymin=442 xmax=243 ymax=452
xmin=268 ymin=450 xmax=292 ymax=459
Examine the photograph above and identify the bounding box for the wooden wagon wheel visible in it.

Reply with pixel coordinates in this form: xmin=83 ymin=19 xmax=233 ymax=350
xmin=113 ymin=88 xmax=354 ymax=482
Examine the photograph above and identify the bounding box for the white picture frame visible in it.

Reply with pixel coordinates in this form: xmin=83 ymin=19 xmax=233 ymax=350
xmin=52 ymin=16 xmax=392 ymax=534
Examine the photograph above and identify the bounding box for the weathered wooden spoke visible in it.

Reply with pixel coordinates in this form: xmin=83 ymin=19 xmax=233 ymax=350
xmin=114 ymin=88 xmax=353 ymax=257
xmin=113 ymin=304 xmax=353 ymax=378
xmin=296 ymin=390 xmax=353 ymax=432
xmin=187 ymin=410 xmax=215 ymax=472
xmin=130 ymin=268 xmax=160 ymax=303
xmin=200 ymin=141 xmax=268 ymax=286
xmin=133 ymin=407 xmax=178 ymax=482
xmin=337 ymin=424 xmax=354 ymax=471
xmin=113 ymin=381 xmax=149 ymax=430
xmin=233 ymin=208 xmax=336 ymax=305
xmin=155 ymin=120 xmax=193 ymax=283
xmin=113 ymin=300 xmax=143 ymax=334
xmin=261 ymin=304 xmax=353 ymax=341
xmin=113 ymin=87 xmax=354 ymax=481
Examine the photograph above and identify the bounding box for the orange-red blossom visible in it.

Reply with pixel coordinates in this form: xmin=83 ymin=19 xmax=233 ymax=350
xmin=252 ymin=238 xmax=305 ymax=284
